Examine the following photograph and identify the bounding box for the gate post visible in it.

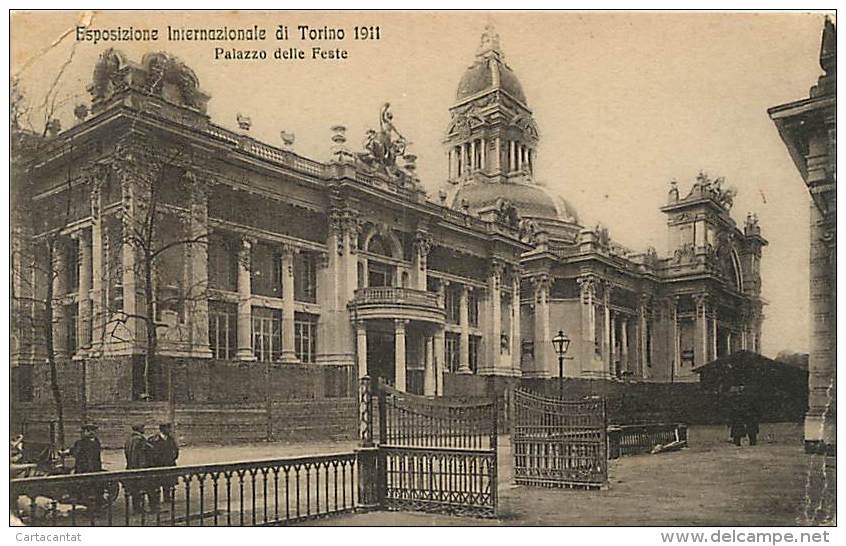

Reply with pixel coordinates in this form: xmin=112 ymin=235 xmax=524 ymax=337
xmin=355 ymin=376 xmax=383 ymax=510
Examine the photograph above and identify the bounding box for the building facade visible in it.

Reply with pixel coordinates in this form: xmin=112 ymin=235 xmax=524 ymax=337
xmin=768 ymin=18 xmax=836 ymax=454
xmin=12 ymin=28 xmax=767 ymax=406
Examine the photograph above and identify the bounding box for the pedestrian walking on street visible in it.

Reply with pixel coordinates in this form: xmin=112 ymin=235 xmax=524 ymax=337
xmin=124 ymin=424 xmax=153 ymax=512
xmin=728 ymin=387 xmax=747 ymax=446
xmin=149 ymin=423 xmax=180 ymax=505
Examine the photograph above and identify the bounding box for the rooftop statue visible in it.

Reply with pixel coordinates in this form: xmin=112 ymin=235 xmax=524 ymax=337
xmin=357 ymin=102 xmax=410 ymax=178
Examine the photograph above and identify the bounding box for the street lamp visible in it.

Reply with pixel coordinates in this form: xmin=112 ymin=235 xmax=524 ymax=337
xmin=552 ymin=330 xmax=572 ymax=399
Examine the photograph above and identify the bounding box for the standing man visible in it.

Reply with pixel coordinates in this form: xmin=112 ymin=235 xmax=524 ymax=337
xmin=149 ymin=423 xmax=180 ymax=505
xmin=124 ymin=424 xmax=152 ymax=512
xmin=70 ymin=424 xmax=103 ymax=474
xmin=66 ymin=424 xmax=103 ymax=506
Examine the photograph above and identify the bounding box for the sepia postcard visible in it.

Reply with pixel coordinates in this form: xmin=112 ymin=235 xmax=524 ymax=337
xmin=7 ymin=9 xmax=836 ymax=532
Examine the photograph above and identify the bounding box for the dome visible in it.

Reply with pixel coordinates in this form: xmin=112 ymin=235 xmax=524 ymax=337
xmin=455 ymin=57 xmax=527 ymax=105
xmin=454 ymin=181 xmax=579 ymax=224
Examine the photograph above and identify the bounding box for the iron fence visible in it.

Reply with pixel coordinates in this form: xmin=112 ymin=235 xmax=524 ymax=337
xmin=11 ymin=452 xmax=358 ymax=526
xmin=512 ymin=388 xmax=608 ymax=489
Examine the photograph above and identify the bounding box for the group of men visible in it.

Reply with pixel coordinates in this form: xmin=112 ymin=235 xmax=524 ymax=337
xmin=65 ymin=422 xmax=179 ymax=512
xmin=124 ymin=423 xmax=180 ymax=512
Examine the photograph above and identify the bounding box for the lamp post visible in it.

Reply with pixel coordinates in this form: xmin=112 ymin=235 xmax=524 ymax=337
xmin=552 ymin=329 xmax=572 ymax=399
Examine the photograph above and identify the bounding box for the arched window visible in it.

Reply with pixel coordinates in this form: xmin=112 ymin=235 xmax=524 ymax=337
xmin=368 ymin=234 xmax=392 ymax=258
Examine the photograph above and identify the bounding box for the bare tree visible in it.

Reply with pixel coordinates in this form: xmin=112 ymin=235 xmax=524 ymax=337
xmin=11 ymin=78 xmax=77 ymax=447
xmin=100 ymin=139 xmax=210 ymax=417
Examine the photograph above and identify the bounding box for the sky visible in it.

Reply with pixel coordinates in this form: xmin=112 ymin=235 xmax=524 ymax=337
xmin=10 ymin=10 xmax=831 ymax=357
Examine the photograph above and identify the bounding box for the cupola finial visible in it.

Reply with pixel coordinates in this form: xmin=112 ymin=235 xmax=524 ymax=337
xmin=477 ymin=23 xmax=502 ymax=58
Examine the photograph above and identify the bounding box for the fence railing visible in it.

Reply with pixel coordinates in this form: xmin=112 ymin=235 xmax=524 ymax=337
xmin=606 ymin=423 xmax=688 ymax=459
xmin=11 ymin=452 xmax=358 ymax=526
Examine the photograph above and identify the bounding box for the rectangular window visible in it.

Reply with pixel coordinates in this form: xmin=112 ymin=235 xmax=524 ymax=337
xmin=469 ymin=335 xmax=481 ymax=373
xmin=65 ymin=238 xmax=79 ymax=294
xmin=209 ymin=302 xmax=237 ymax=359
xmin=445 ymin=288 xmax=461 ymax=324
xmin=445 ymin=332 xmax=461 ymax=373
xmin=252 ymin=306 xmax=282 ymax=362
xmin=294 ymin=253 xmax=317 ymax=303
xmin=468 ymin=290 xmax=479 ymax=327
xmin=208 ymin=234 xmax=238 ymax=292
xmin=367 ymin=261 xmax=392 ymax=287
xmin=66 ymin=304 xmax=78 ymax=355
xmin=251 ymin=244 xmax=281 ymax=298
xmin=294 ymin=312 xmax=318 ymax=363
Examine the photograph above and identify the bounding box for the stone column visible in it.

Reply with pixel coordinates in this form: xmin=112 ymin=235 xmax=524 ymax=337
xmin=280 ymin=245 xmax=298 ymax=363
xmin=186 ymin=172 xmax=211 ymax=357
xmin=459 ymin=285 xmax=471 ymax=373
xmin=119 ymin=174 xmax=139 ymax=347
xmin=639 ymin=296 xmax=649 ymax=379
xmin=412 ymin=231 xmax=431 ymax=291
xmin=394 ymin=319 xmax=407 ymax=391
xmin=423 ymin=335 xmax=435 ymax=396
xmin=90 ymin=177 xmax=104 ymax=349
xmin=609 ymin=312 xmax=617 ymax=377
xmin=511 ymin=271 xmax=521 ymax=374
xmin=694 ymin=294 xmax=707 ymax=367
xmin=236 ymin=238 xmax=255 ymax=361
xmin=603 ymin=285 xmax=611 ymax=375
xmin=577 ymin=275 xmax=596 ymax=376
xmin=495 ymin=137 xmax=502 ymax=173
xmin=463 ymin=143 xmax=470 ymax=177
xmin=470 ymin=140 xmax=477 ymax=172
xmin=509 ymin=141 xmax=516 ymax=172
xmin=434 ymin=327 xmax=445 ymax=396
xmin=75 ymin=230 xmax=93 ymax=349
xmin=488 ymin=263 xmax=503 ymax=373
xmin=356 ymin=321 xmax=367 ymax=379
xmin=672 ymin=298 xmax=681 ymax=380
xmin=481 ymin=138 xmax=487 ymax=172
xmin=711 ymin=313 xmax=718 ymax=360
xmin=532 ymin=274 xmax=550 ymax=377
xmin=621 ymin=317 xmax=629 ymax=375
xmin=52 ymin=240 xmax=68 ymax=359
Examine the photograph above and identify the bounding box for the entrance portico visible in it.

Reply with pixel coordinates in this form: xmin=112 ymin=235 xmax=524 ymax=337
xmin=350 ymin=286 xmax=445 ymax=395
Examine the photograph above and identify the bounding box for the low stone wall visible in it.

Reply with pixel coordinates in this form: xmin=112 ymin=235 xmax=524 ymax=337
xmin=13 ymin=398 xmax=358 ymax=449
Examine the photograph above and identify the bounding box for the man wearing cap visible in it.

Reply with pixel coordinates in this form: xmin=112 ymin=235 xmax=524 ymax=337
xmin=124 ymin=424 xmax=153 ymax=512
xmin=70 ymin=424 xmax=103 ymax=474
xmin=149 ymin=423 xmax=179 ymax=506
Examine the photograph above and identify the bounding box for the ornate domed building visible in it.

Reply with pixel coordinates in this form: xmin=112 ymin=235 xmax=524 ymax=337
xmin=439 ymin=26 xmax=768 ymax=381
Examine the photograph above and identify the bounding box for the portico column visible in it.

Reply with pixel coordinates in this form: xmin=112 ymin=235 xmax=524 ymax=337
xmin=458 ymin=285 xmax=471 ymax=373
xmin=356 ymin=321 xmax=367 ymax=379
xmin=470 ymin=140 xmax=477 ymax=172
xmin=75 ymin=230 xmax=92 ymax=349
xmin=236 ymin=238 xmax=256 ymax=361
xmin=423 ymin=335 xmax=435 ymax=396
xmin=394 ymin=319 xmax=407 ymax=391
xmin=463 ymin=143 xmax=470 ymax=177
xmin=509 ymin=141 xmax=516 ymax=172
xmin=480 ymin=138 xmax=487 ymax=172
xmin=280 ymin=246 xmax=298 ymax=363
xmin=52 ymin=240 xmax=68 ymax=360
xmin=434 ymin=327 xmax=445 ymax=396
xmin=639 ymin=297 xmax=649 ymax=378
xmin=694 ymin=294 xmax=707 ymax=367
xmin=532 ymin=274 xmax=550 ymax=376
xmin=488 ymin=263 xmax=503 ymax=373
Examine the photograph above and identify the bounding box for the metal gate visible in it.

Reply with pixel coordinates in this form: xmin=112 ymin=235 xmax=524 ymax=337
xmin=374 ymin=381 xmax=498 ymax=518
xmin=512 ymin=389 xmax=607 ymax=489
